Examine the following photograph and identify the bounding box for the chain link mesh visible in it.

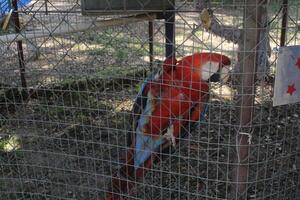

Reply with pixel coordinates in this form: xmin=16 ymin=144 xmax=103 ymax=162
xmin=0 ymin=0 xmax=299 ymax=199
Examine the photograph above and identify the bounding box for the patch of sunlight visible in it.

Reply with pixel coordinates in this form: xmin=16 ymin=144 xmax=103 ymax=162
xmin=0 ymin=135 xmax=21 ymax=152
xmin=42 ymin=76 xmax=60 ymax=85
xmin=42 ymin=37 xmax=76 ymax=48
xmin=72 ymin=43 xmax=104 ymax=51
xmin=255 ymin=85 xmax=273 ymax=104
xmin=41 ymin=64 xmax=51 ymax=69
xmin=211 ymin=83 xmax=236 ymax=102
xmin=142 ymin=56 xmax=150 ymax=62
xmin=114 ymin=99 xmax=134 ymax=112
xmin=153 ymin=56 xmax=165 ymax=61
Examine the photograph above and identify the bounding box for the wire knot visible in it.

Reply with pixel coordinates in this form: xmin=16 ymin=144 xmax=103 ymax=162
xmin=239 ymin=132 xmax=252 ymax=144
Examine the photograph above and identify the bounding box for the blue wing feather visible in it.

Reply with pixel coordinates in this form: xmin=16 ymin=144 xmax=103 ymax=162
xmin=133 ymin=70 xmax=165 ymax=168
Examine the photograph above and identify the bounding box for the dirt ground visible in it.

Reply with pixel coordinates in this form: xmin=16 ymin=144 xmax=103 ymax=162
xmin=0 ymin=76 xmax=299 ymax=199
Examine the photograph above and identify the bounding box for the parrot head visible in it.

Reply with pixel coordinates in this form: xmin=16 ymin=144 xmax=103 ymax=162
xmin=177 ymin=52 xmax=231 ymax=83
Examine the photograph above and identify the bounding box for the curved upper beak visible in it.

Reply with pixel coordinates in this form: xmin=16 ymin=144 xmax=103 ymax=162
xmin=208 ymin=63 xmax=230 ymax=83
xmin=208 ymin=65 xmax=221 ymax=82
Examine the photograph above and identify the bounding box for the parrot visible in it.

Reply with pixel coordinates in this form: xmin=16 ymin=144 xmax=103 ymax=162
xmin=106 ymin=52 xmax=231 ymax=200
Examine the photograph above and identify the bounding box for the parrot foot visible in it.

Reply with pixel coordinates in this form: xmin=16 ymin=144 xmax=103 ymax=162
xmin=164 ymin=124 xmax=176 ymax=147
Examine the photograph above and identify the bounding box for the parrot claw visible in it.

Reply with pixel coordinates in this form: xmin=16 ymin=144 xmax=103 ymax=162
xmin=164 ymin=124 xmax=176 ymax=147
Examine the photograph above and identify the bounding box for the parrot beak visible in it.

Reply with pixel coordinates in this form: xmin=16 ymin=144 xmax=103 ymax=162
xmin=208 ymin=65 xmax=221 ymax=82
xmin=201 ymin=61 xmax=223 ymax=82
xmin=208 ymin=64 xmax=230 ymax=83
xmin=219 ymin=64 xmax=231 ymax=83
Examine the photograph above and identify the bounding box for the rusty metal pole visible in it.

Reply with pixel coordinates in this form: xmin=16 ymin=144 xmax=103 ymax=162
xmin=280 ymin=0 xmax=288 ymax=47
xmin=148 ymin=20 xmax=154 ymax=70
xmin=232 ymin=0 xmax=261 ymax=199
xmin=12 ymin=0 xmax=27 ymax=92
xmin=45 ymin=0 xmax=49 ymax=15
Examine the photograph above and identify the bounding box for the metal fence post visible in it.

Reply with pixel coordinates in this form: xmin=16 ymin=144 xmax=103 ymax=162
xmin=165 ymin=9 xmax=175 ymax=59
xmin=280 ymin=0 xmax=288 ymax=47
xmin=12 ymin=0 xmax=27 ymax=92
xmin=148 ymin=20 xmax=154 ymax=70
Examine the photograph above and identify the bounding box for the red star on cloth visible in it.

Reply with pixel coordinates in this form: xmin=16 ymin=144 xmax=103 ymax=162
xmin=287 ymin=84 xmax=296 ymax=96
xmin=296 ymin=58 xmax=300 ymax=68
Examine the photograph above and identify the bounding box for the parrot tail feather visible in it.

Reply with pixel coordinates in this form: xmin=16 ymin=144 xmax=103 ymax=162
xmin=106 ymin=139 xmax=164 ymax=199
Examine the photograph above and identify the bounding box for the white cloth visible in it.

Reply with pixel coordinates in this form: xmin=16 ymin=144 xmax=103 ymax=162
xmin=273 ymin=45 xmax=300 ymax=106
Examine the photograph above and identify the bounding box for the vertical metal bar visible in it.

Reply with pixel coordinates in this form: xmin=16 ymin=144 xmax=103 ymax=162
xmin=164 ymin=9 xmax=175 ymax=59
xmin=148 ymin=21 xmax=154 ymax=70
xmin=232 ymin=0 xmax=261 ymax=199
xmin=12 ymin=0 xmax=27 ymax=90
xmin=280 ymin=0 xmax=288 ymax=46
xmin=45 ymin=0 xmax=48 ymax=15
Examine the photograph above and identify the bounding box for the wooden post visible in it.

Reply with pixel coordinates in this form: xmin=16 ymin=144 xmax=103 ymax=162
xmin=232 ymin=0 xmax=261 ymax=199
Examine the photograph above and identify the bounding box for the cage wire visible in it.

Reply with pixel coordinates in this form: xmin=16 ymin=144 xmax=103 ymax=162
xmin=0 ymin=0 xmax=299 ymax=199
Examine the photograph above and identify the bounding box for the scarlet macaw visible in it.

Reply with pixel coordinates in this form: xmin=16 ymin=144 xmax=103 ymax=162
xmin=106 ymin=52 xmax=231 ymax=199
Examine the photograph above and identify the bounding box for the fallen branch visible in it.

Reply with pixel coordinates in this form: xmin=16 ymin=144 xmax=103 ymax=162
xmin=0 ymin=67 xmax=147 ymax=104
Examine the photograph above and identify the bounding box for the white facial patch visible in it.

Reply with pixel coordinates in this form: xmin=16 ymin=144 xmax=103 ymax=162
xmin=201 ymin=61 xmax=220 ymax=81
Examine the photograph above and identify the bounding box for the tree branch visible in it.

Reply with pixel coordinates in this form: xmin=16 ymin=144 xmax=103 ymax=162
xmin=199 ymin=3 xmax=271 ymax=81
xmin=209 ymin=15 xmax=241 ymax=44
xmin=200 ymin=9 xmax=241 ymax=44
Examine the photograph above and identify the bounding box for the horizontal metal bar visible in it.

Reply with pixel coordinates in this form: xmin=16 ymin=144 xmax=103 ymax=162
xmin=0 ymin=12 xmax=157 ymax=43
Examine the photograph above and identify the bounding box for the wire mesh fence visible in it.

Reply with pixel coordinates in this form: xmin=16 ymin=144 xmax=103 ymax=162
xmin=0 ymin=0 xmax=299 ymax=199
